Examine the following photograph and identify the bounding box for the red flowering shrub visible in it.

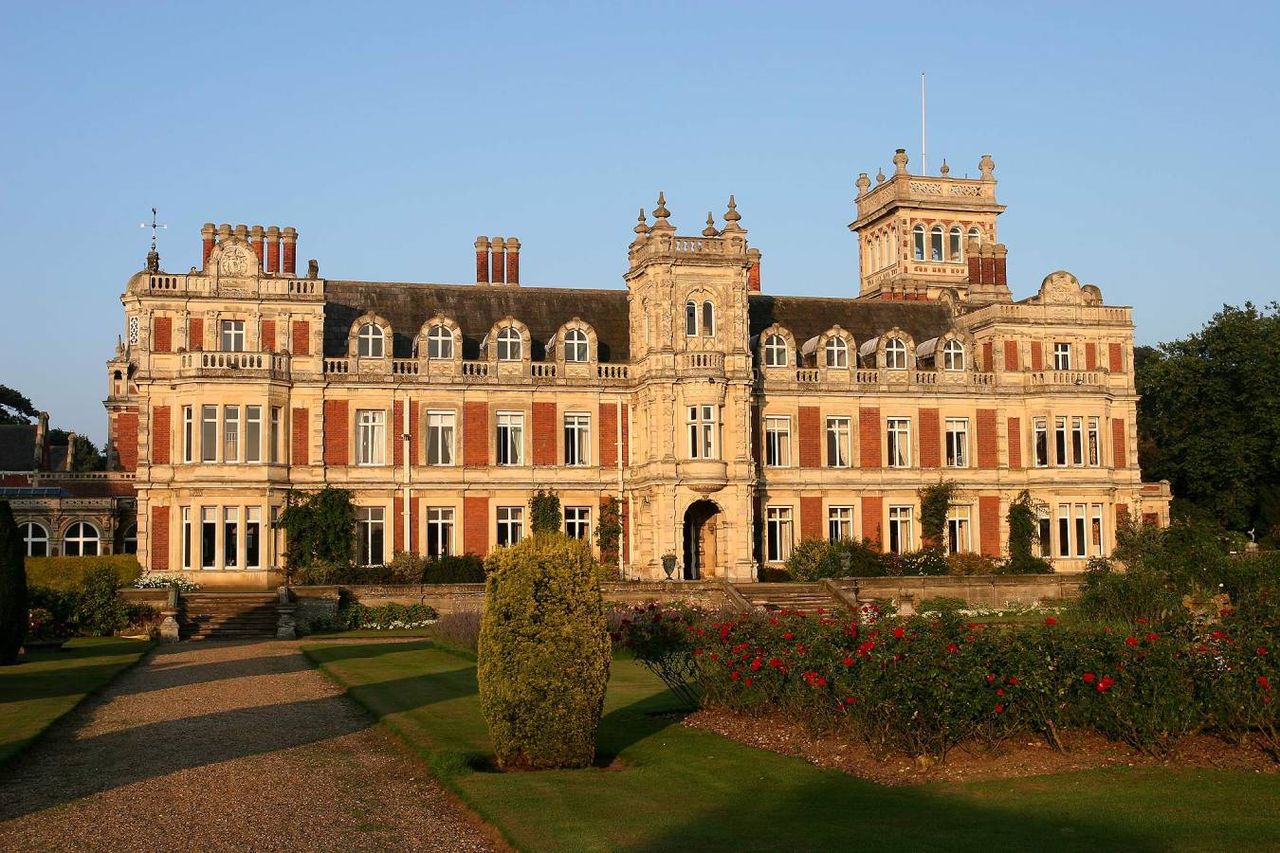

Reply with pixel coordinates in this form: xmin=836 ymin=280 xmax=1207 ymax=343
xmin=1199 ymin=614 xmax=1280 ymax=758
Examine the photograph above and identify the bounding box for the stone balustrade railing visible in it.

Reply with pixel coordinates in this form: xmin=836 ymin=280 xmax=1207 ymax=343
xmin=181 ymin=351 xmax=290 ymax=378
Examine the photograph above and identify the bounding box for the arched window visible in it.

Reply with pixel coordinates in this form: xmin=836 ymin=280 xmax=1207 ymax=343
xmin=427 ymin=324 xmax=454 ymax=359
xmin=685 ymin=301 xmax=698 ymax=337
xmin=912 ymin=225 xmax=925 ymax=261
xmin=564 ymin=328 xmax=589 ymax=362
xmin=20 ymin=522 xmax=48 ymax=557
xmin=63 ymin=522 xmax=100 ymax=557
xmin=496 ymin=326 xmax=522 ymax=361
xmin=702 ymin=301 xmax=715 ymax=336
xmin=930 ymin=225 xmax=944 ymax=261
xmin=949 ymin=226 xmax=963 ymax=260
xmin=825 ymin=336 xmax=848 ymax=368
xmin=884 ymin=338 xmax=908 ymax=370
xmin=942 ymin=339 xmax=965 ymax=371
xmin=968 ymin=226 xmax=982 ymax=247
xmin=357 ymin=323 xmax=384 ymax=358
xmin=763 ymin=334 xmax=788 ymax=367
xmin=120 ymin=524 xmax=138 ymax=555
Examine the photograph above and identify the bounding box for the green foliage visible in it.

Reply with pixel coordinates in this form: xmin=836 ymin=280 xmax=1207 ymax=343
xmin=0 ymin=502 xmax=27 ymax=664
xmin=784 ymin=537 xmax=886 ymax=581
xmin=388 ymin=551 xmax=425 ymax=584
xmin=918 ymin=596 xmax=968 ymax=614
xmin=1136 ymin=302 xmax=1280 ymax=535
xmin=596 ymin=497 xmax=622 ymax=565
xmin=884 ymin=547 xmax=949 ymax=576
xmin=529 ymin=488 xmax=562 ymax=534
xmin=477 ymin=532 xmax=611 ymax=769
xmin=0 ymin=385 xmax=38 ymax=425
xmin=45 ymin=430 xmax=106 ymax=472
xmin=611 ymin=603 xmax=707 ymax=708
xmin=340 ymin=602 xmax=438 ymax=630
xmin=424 ymin=554 xmax=486 ymax=584
xmin=945 ymin=552 xmax=1000 ymax=576
xmin=1004 ymin=490 xmax=1053 ymax=574
xmin=276 ymin=487 xmax=357 ymax=577
xmin=74 ymin=565 xmax=128 ymax=637
xmin=24 ymin=556 xmax=142 ymax=591
xmin=918 ymin=481 xmax=957 ymax=546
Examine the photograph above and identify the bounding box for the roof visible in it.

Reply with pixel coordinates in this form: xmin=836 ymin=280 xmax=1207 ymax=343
xmin=0 ymin=486 xmax=66 ymax=499
xmin=323 ymin=282 xmax=630 ymax=362
xmin=748 ymin=294 xmax=955 ymax=347
xmin=0 ymin=425 xmax=37 ymax=471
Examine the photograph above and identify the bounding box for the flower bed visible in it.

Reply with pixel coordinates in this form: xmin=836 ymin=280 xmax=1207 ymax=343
xmin=342 ymin=602 xmax=438 ymax=630
xmin=133 ymin=573 xmax=201 ymax=592
xmin=616 ymin=601 xmax=1280 ymax=762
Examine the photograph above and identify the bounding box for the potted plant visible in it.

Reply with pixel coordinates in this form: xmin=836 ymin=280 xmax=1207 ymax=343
xmin=24 ymin=607 xmax=71 ymax=652
xmin=661 ymin=553 xmax=678 ymax=580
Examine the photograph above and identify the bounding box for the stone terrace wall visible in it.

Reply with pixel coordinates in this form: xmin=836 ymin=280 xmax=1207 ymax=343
xmin=837 ymin=574 xmax=1084 ymax=610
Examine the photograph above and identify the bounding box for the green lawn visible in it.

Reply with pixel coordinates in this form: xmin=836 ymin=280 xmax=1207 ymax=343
xmin=0 ymin=637 xmax=152 ymax=765
xmin=304 ymin=639 xmax=1280 ymax=852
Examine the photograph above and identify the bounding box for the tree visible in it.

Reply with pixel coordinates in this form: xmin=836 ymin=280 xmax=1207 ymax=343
xmin=46 ymin=430 xmax=106 ymax=472
xmin=529 ymin=489 xmax=562 ymax=534
xmin=1136 ymin=302 xmax=1280 ymax=538
xmin=917 ymin=481 xmax=957 ymax=547
xmin=1005 ymin=490 xmax=1052 ymax=574
xmin=274 ymin=487 xmax=357 ymax=577
xmin=0 ymin=385 xmax=38 ymax=425
xmin=477 ymin=532 xmax=611 ymax=769
xmin=0 ymin=501 xmax=28 ymax=664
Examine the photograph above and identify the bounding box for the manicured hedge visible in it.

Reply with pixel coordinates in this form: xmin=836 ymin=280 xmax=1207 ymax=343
xmin=25 ymin=555 xmax=141 ymax=591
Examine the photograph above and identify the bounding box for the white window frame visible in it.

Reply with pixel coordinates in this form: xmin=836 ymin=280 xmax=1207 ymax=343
xmin=357 ymin=506 xmax=385 ymax=566
xmin=702 ymin=301 xmax=715 ymax=336
xmin=825 ymin=336 xmax=848 ymax=368
xmin=270 ymin=407 xmax=282 ymax=464
xmin=1071 ymin=416 xmax=1085 ymax=466
xmin=826 ymin=416 xmax=851 ymax=468
xmin=496 ymin=412 xmax=524 ymax=466
xmin=1088 ymin=416 xmax=1101 ymax=467
xmin=828 ymin=506 xmax=854 ymax=542
xmin=245 ymin=506 xmax=262 ymax=569
xmin=20 ymin=522 xmax=48 ymax=557
xmin=765 ymin=506 xmax=793 ymax=563
xmin=357 ymin=323 xmax=385 ymax=358
xmin=427 ymin=324 xmax=454 ymax=359
xmin=942 ymin=340 xmax=965 ymax=371
xmin=1055 ymin=416 xmax=1068 ymax=467
xmin=497 ymin=506 xmax=524 ymax=547
xmin=427 ymin=507 xmax=454 ymax=559
xmin=946 ymin=506 xmax=971 ymax=554
xmin=764 ymin=415 xmax=791 ymax=468
xmin=888 ymin=506 xmax=913 ymax=555
xmin=1033 ymin=417 xmax=1049 ymax=468
xmin=686 ymin=405 xmax=717 ymax=460
xmin=223 ymin=405 xmax=240 ymax=463
xmin=945 ymin=417 xmax=969 ymax=468
xmin=685 ymin=301 xmax=698 ymax=337
xmin=930 ymin=225 xmax=944 ymax=261
xmin=564 ymin=329 xmax=589 ymax=363
xmin=223 ymin=506 xmax=239 ymax=568
xmin=496 ymin=326 xmax=522 ymax=361
xmin=1053 ymin=342 xmax=1072 ymax=371
xmin=763 ymin=334 xmax=788 ymax=367
xmin=564 ymin=412 xmax=591 ymax=466
xmin=948 ymin=226 xmax=963 ymax=260
xmin=884 ymin=338 xmax=907 ymax=370
xmin=356 ymin=409 xmax=387 ymax=466
xmin=65 ymin=522 xmax=101 ymax=557
xmin=912 ymin=224 xmax=925 ymax=261
xmin=565 ymin=506 xmax=591 ymax=541
xmin=200 ymin=507 xmax=216 ymax=568
xmin=427 ymin=411 xmax=456 ymax=466
xmin=182 ymin=507 xmax=192 ymax=570
xmin=245 ymin=405 xmax=262 ymax=464
xmin=887 ymin=417 xmax=911 ymax=468
xmin=182 ymin=405 xmax=193 ymax=463
xmin=201 ymin=405 xmax=218 ymax=463
xmin=220 ymin=319 xmax=245 ymax=352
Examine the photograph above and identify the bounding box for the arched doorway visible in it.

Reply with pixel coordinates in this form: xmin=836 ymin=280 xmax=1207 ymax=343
xmin=683 ymin=500 xmax=721 ymax=580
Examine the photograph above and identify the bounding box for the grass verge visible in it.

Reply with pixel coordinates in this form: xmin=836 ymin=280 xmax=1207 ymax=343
xmin=0 ymin=637 xmax=152 ymax=765
xmin=304 ymin=639 xmax=1280 ymax=852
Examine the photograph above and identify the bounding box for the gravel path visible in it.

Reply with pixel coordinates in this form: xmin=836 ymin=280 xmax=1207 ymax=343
xmin=0 ymin=640 xmax=496 ymax=852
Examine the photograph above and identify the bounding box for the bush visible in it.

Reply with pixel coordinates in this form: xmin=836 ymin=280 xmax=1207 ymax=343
xmin=429 ymin=609 xmax=482 ymax=651
xmin=785 ymin=538 xmax=886 ymax=581
xmin=477 ymin=533 xmax=611 ymax=769
xmin=946 ymin=552 xmax=1000 ymax=576
xmin=28 ymin=585 xmax=79 ymax=629
xmin=1078 ymin=558 xmax=1184 ymax=625
xmin=133 ymin=572 xmax=200 ymax=592
xmin=884 ymin=547 xmax=949 ymax=577
xmin=76 ymin=564 xmax=129 ymax=636
xmin=25 ymin=555 xmax=141 ymax=591
xmin=0 ymin=501 xmax=26 ymax=664
xmin=341 ymin=602 xmax=437 ymax=630
xmin=389 ymin=551 xmax=425 ymax=584
xmin=276 ymin=487 xmax=356 ymax=579
xmin=918 ymin=596 xmax=967 ymax=614
xmin=423 ymin=554 xmax=486 ymax=584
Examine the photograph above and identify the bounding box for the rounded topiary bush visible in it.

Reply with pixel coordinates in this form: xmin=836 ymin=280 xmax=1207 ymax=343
xmin=477 ymin=532 xmax=611 ymax=769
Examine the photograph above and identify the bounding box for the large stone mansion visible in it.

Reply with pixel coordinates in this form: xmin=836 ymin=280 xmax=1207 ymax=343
xmin=93 ymin=148 xmax=1168 ymax=585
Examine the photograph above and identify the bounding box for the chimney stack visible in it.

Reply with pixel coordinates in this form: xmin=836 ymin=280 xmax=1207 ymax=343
xmin=490 ymin=237 xmax=506 ymax=284
xmin=201 ymin=223 xmax=216 ymax=268
xmin=475 ymin=236 xmax=491 ymax=283
xmin=747 ymin=247 xmax=762 ymax=292
xmin=282 ymin=227 xmax=298 ymax=275
xmin=234 ymin=224 xmax=249 ymax=242
xmin=505 ymin=237 xmax=520 ymax=285
xmin=266 ymin=226 xmax=281 ymax=273
xmin=250 ymin=225 xmax=265 ymax=267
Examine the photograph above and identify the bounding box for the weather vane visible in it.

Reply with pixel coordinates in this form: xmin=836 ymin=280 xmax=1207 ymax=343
xmin=139 ymin=207 xmax=167 ymax=271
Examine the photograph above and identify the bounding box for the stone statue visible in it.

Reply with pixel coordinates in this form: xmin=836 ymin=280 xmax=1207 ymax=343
xmin=308 ymin=259 xmax=319 ymax=279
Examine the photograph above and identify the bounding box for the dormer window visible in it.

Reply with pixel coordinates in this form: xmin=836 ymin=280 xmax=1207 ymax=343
xmin=884 ymin=338 xmax=907 ymax=370
xmin=685 ymin=301 xmax=698 ymax=336
xmin=357 ymin=323 xmax=384 ymax=358
xmin=427 ymin=324 xmax=454 ymax=359
xmin=763 ymin=334 xmax=788 ymax=367
xmin=702 ymin=302 xmax=715 ymax=336
xmin=825 ymin=337 xmax=848 ymax=368
xmin=930 ymin=226 xmax=944 ymax=261
xmin=912 ymin=225 xmax=925 ymax=261
xmin=942 ymin=340 xmax=965 ymax=371
xmin=949 ymin=226 xmax=963 ymax=260
xmin=497 ymin=326 xmax=522 ymax=361
xmin=221 ymin=320 xmax=245 ymax=352
xmin=564 ymin=328 xmax=589 ymax=362
xmin=1054 ymin=342 xmax=1072 ymax=371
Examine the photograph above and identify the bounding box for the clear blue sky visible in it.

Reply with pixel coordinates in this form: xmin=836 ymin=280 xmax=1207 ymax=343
xmin=2 ymin=2 xmax=1276 ymax=445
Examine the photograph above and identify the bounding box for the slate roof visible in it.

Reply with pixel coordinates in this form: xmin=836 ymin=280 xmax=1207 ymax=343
xmin=0 ymin=425 xmax=37 ymax=471
xmin=324 ymin=282 xmax=630 ymax=362
xmin=748 ymin=294 xmax=954 ymax=348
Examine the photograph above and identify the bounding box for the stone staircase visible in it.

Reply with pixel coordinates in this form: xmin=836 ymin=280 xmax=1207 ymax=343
xmin=732 ymin=582 xmax=856 ymax=615
xmin=182 ymin=593 xmax=279 ymax=641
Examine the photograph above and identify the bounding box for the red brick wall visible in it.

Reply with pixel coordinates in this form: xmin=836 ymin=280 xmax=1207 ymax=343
xmin=859 ymin=407 xmax=880 ymax=469
xmin=324 ymin=400 xmax=349 ymax=466
xmin=153 ymin=317 xmax=172 ymax=353
xmin=393 ymin=496 xmax=420 ymax=554
xmin=619 ymin=404 xmax=629 ymax=465
xmin=1109 ymin=342 xmax=1123 ymax=373
xmin=861 ymin=496 xmax=883 ymax=547
xmin=1142 ymin=512 xmax=1158 ymax=526
xmin=798 ymin=406 xmax=821 ymax=468
xmin=291 ymin=408 xmax=309 ymax=465
xmin=979 ymin=495 xmax=1001 ymax=557
xmin=464 ymin=402 xmax=489 ymax=467
xmin=533 ymin=402 xmax=557 ymax=466
xmin=1030 ymin=341 xmax=1043 ymax=371
xmin=919 ymin=408 xmax=940 ymax=468
xmin=1085 ymin=341 xmax=1097 ymax=370
xmin=115 ymin=411 xmax=138 ymax=472
xmin=152 ymin=406 xmax=170 ymax=465
xmin=1003 ymin=340 xmax=1019 ymax=371
xmin=1007 ymin=417 xmax=1022 ymax=469
xmin=262 ymin=319 xmax=276 ymax=352
xmin=392 ymin=400 xmax=419 ymax=466
xmin=187 ymin=317 xmax=204 ymax=351
xmin=800 ymin=496 xmax=823 ymax=542
xmin=1116 ymin=503 xmax=1130 ymax=528
xmin=292 ymin=320 xmax=310 ymax=356
xmin=599 ymin=403 xmax=617 ymax=467
xmin=981 ymin=341 xmax=993 ymax=372
xmin=150 ymin=505 xmax=169 ymax=571
xmin=1112 ymin=418 xmax=1127 ymax=468
xmin=464 ymin=495 xmax=489 ymax=556
xmin=976 ymin=409 xmax=998 ymax=469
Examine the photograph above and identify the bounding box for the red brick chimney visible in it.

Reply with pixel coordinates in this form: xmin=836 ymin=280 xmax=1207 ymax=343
xmin=994 ymin=243 xmax=1008 ymax=287
xmin=747 ymin=247 xmax=762 ymax=292
xmin=250 ymin=225 xmax=264 ymax=267
xmin=966 ymin=239 xmax=983 ymax=284
xmin=475 ymin=236 xmax=491 ymax=283
xmin=282 ymin=227 xmax=297 ymax=275
xmin=505 ymin=237 xmax=520 ymax=285
xmin=266 ymin=226 xmax=281 ymax=273
xmin=201 ymin=223 xmax=216 ymax=269
xmin=490 ymin=237 xmax=506 ymax=284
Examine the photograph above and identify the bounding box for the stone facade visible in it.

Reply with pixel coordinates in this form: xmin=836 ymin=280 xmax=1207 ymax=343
xmin=107 ymin=151 xmax=1170 ymax=587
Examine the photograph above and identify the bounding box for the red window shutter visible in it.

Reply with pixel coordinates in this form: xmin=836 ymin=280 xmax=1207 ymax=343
xmin=800 ymin=496 xmax=824 ymax=541
xmin=153 ymin=317 xmax=172 ymax=352
xmin=324 ymin=400 xmax=349 ymax=466
xmin=859 ymin=407 xmax=881 ymax=468
xmin=919 ymin=408 xmax=940 ymax=468
xmin=152 ymin=406 xmax=170 ymax=465
xmin=292 ymin=320 xmax=310 ymax=356
xmin=861 ymin=496 xmax=883 ymax=547
xmin=1003 ymin=340 xmax=1019 ymax=371
xmin=188 ymin=318 xmax=204 ymax=351
xmin=533 ymin=402 xmax=557 ymax=466
xmin=976 ymin=409 xmax=998 ymax=469
xmin=291 ymin=408 xmax=309 ymax=465
xmin=150 ymin=505 xmax=169 ymax=571
xmin=1109 ymin=342 xmax=1123 ymax=373
xmin=982 ymin=341 xmax=993 ymax=372
xmin=262 ymin=319 xmax=276 ymax=352
xmin=1006 ymin=417 xmax=1022 ymax=469
xmin=979 ymin=495 xmax=1001 ymax=557
xmin=464 ymin=496 xmax=489 ymax=556
xmin=1085 ymin=342 xmax=1097 ymax=370
xmin=1030 ymin=341 xmax=1043 ymax=371
xmin=463 ymin=402 xmax=489 ymax=467
xmin=1112 ymin=418 xmax=1127 ymax=468
xmin=798 ymin=407 xmax=821 ymax=468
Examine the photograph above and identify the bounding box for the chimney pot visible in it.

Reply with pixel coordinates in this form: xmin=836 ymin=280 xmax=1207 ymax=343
xmin=490 ymin=236 xmax=506 ymax=284
xmin=505 ymin=236 xmax=520 ymax=285
xmin=281 ymin=226 xmax=298 ymax=275
xmin=250 ymin=225 xmax=265 ymax=265
xmin=474 ymin=236 xmax=491 ymax=283
xmin=201 ymin=223 xmax=216 ymax=268
xmin=266 ymin=226 xmax=281 ymax=274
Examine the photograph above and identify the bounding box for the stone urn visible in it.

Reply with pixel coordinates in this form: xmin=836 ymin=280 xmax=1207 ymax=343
xmin=661 ymin=553 xmax=677 ymax=580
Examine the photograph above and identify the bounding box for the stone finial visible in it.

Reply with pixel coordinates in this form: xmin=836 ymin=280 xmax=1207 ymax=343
xmin=634 ymin=208 xmax=649 ymax=235
xmin=939 ymin=159 xmax=950 ymax=176
xmin=876 ymin=168 xmax=886 ymax=184
xmin=855 ymin=172 xmax=871 ymax=195
xmin=651 ymin=192 xmax=674 ymax=231
xmin=721 ymin=194 xmax=743 ymax=232
xmin=307 ymin=259 xmax=319 ymax=279
xmin=146 ymin=248 xmax=160 ymax=272
xmin=702 ymin=212 xmax=719 ymax=237
xmin=892 ymin=148 xmax=909 ymax=175
xmin=979 ymin=154 xmax=995 ymax=181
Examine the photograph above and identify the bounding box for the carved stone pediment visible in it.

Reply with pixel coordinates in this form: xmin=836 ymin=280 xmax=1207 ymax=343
xmin=1038 ymin=270 xmax=1085 ymax=305
xmin=206 ymin=238 xmax=261 ymax=289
